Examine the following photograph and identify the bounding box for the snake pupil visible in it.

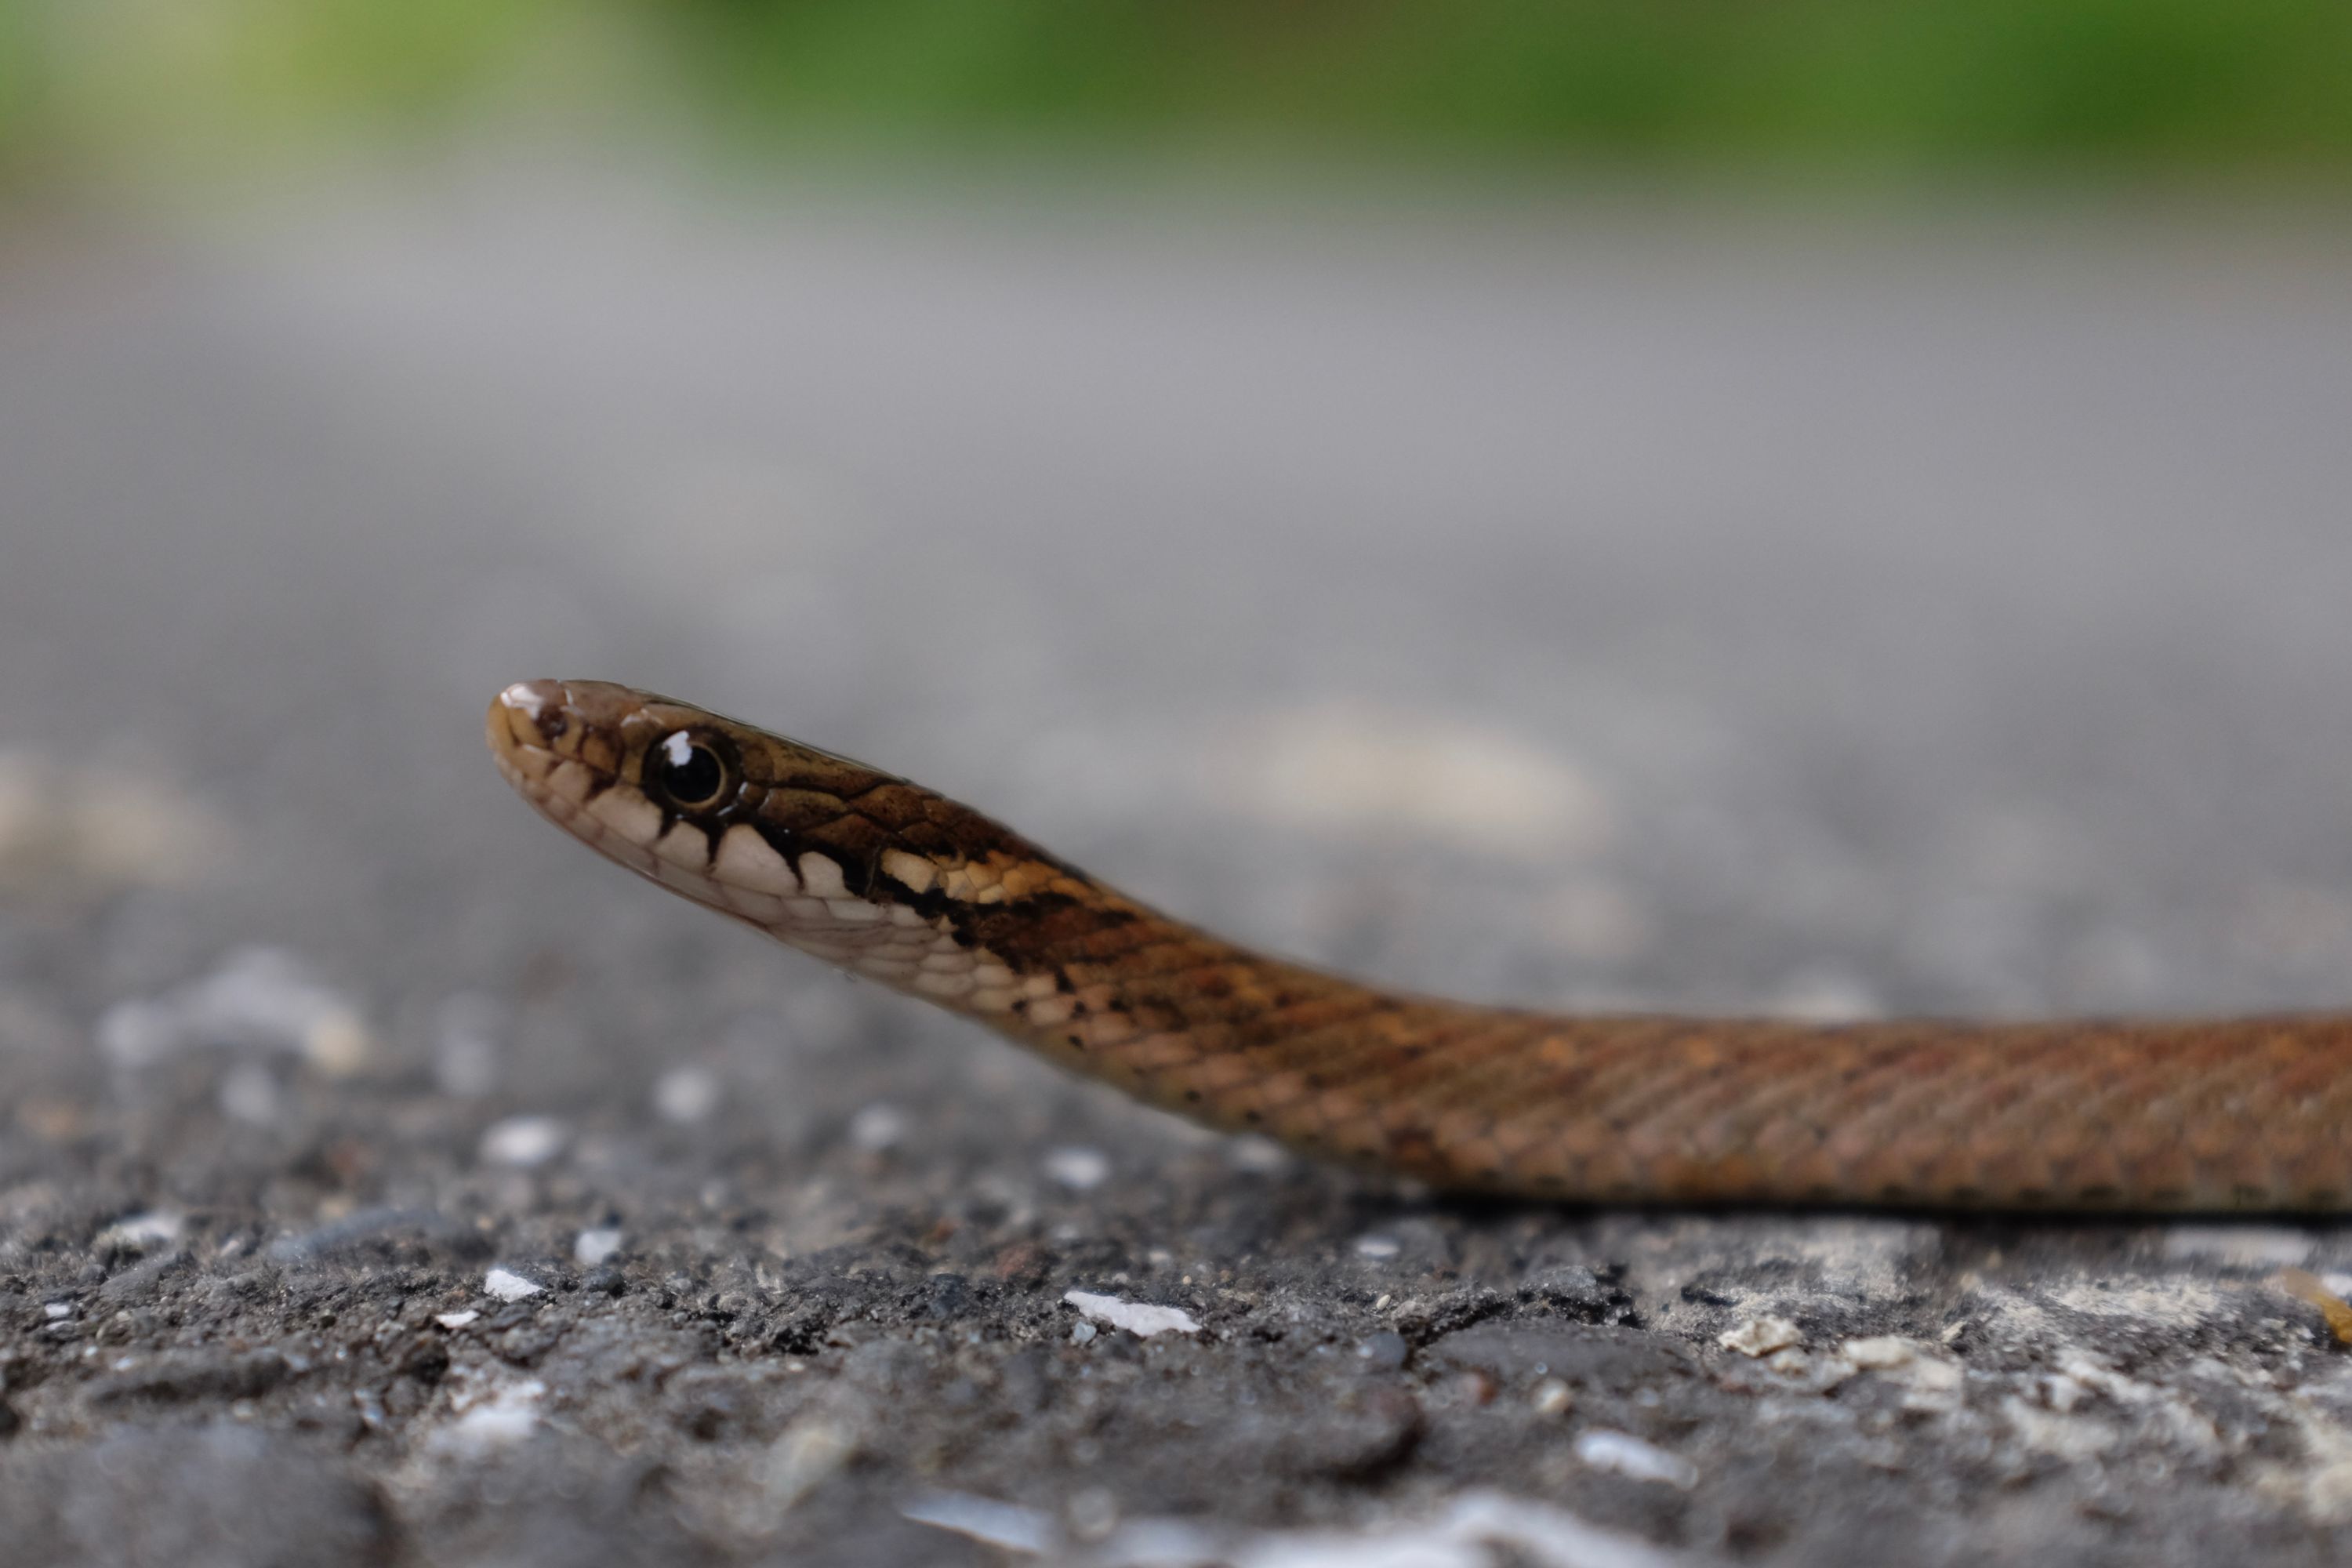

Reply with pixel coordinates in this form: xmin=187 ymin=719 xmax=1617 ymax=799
xmin=654 ymin=731 xmax=725 ymax=808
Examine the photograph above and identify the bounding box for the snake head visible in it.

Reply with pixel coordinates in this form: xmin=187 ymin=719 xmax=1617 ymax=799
xmin=488 ymin=680 xmax=1123 ymax=1025
xmin=486 ymin=680 xmax=1091 ymax=961
xmin=486 ymin=679 xmax=899 ymax=897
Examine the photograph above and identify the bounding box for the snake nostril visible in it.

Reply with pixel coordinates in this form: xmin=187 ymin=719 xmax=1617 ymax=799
xmin=489 ymin=681 xmax=571 ymax=752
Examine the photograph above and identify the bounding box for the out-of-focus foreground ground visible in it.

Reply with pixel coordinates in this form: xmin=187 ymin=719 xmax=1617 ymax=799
xmin=5 ymin=7 xmax=2352 ymax=1567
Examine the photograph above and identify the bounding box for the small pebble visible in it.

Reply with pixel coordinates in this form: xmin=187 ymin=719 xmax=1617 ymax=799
xmin=484 ymin=1268 xmax=543 ymax=1302
xmin=95 ymin=947 xmax=372 ymax=1072
xmin=479 ymin=1115 xmax=567 ymax=1168
xmin=653 ymin=1066 xmax=721 ymax=1124
xmin=1070 ymin=1321 xmax=1098 ymax=1345
xmin=1532 ymin=1378 xmax=1573 ymax=1416
xmin=1901 ymin=1358 xmax=1965 ymax=1397
xmin=435 ymin=1310 xmax=480 ymax=1330
xmin=1042 ymin=1146 xmax=1111 ymax=1191
xmin=1843 ymin=1336 xmax=1918 ymax=1370
xmin=1065 ymin=1486 xmax=1120 ymax=1544
xmin=430 ymin=1378 xmax=544 ymax=1454
xmin=1225 ymin=1135 xmax=1291 ymax=1174
xmin=902 ymin=1490 xmax=1060 ymax=1555
xmin=574 ymin=1226 xmax=625 ymax=1267
xmin=1064 ymin=1290 xmax=1201 ymax=1339
xmin=582 ymin=1267 xmax=626 ymax=1297
xmin=1720 ymin=1316 xmax=1802 ymax=1358
xmin=94 ymin=1211 xmax=184 ymax=1252
xmin=1574 ymin=1428 xmax=1699 ymax=1489
xmin=848 ymin=1102 xmax=908 ymax=1152
xmin=1355 ymin=1235 xmax=1402 ymax=1260
xmin=1356 ymin=1332 xmax=1410 ymax=1370
xmin=761 ymin=1416 xmax=858 ymax=1515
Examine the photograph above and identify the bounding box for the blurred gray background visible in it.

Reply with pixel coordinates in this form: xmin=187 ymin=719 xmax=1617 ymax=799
xmin=5 ymin=8 xmax=2352 ymax=1565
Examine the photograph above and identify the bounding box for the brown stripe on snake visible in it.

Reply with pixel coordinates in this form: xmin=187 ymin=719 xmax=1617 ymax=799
xmin=488 ymin=679 xmax=2352 ymax=1212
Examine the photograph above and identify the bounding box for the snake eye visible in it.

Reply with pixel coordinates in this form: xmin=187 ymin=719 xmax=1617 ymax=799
xmin=648 ymin=730 xmax=734 ymax=811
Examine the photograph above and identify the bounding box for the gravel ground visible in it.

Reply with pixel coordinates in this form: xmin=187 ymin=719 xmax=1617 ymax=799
xmin=4 ymin=165 xmax=2352 ymax=1566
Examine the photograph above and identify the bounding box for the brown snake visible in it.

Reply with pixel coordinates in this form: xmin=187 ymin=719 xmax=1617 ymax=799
xmin=488 ymin=679 xmax=2352 ymax=1212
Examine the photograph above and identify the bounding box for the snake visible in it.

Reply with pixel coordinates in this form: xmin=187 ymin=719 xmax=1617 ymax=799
xmin=487 ymin=679 xmax=2352 ymax=1212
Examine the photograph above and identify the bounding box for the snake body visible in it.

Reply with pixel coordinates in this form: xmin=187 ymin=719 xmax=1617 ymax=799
xmin=488 ymin=680 xmax=2352 ymax=1211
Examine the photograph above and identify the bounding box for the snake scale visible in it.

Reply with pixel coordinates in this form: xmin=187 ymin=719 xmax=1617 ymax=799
xmin=488 ymin=679 xmax=2352 ymax=1211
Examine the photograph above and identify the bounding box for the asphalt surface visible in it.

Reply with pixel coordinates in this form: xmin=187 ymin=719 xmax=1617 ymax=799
xmin=4 ymin=163 xmax=2352 ymax=1565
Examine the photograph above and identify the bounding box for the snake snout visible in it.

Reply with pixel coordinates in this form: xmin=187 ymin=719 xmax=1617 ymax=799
xmin=487 ymin=680 xmax=662 ymax=787
xmin=488 ymin=680 xmax=568 ymax=757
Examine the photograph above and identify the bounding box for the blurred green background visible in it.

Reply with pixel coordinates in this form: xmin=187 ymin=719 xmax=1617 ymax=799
xmin=6 ymin=0 xmax=2352 ymax=188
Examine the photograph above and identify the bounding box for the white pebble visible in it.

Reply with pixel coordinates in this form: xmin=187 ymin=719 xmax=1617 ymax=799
xmin=900 ymin=1490 xmax=1060 ymax=1555
xmin=652 ymin=1066 xmax=721 ymax=1124
xmin=484 ymin=1268 xmax=543 ymax=1302
xmin=43 ymin=1301 xmax=71 ymax=1320
xmin=302 ymin=1010 xmax=372 ymax=1076
xmin=103 ymin=947 xmax=375 ymax=1073
xmin=1842 ymin=1335 xmax=1918 ymax=1370
xmin=760 ymin=1417 xmax=858 ymax=1516
xmin=1041 ymin=1146 xmax=1111 ymax=1191
xmin=1573 ymin=1429 xmax=1699 ymax=1490
xmin=1532 ymin=1378 xmax=1573 ymax=1417
xmin=1065 ymin=1486 xmax=1120 ymax=1544
xmin=848 ymin=1102 xmax=909 ymax=1152
xmin=430 ymin=1378 xmax=544 ymax=1455
xmin=574 ymin=1227 xmax=624 ymax=1267
xmin=1899 ymin=1356 xmax=1965 ymax=1399
xmin=435 ymin=1311 xmax=480 ymax=1330
xmin=1225 ymin=1135 xmax=1292 ymax=1174
xmin=1719 ymin=1316 xmax=1802 ymax=1358
xmin=478 ymin=1114 xmax=567 ymax=1168
xmin=1063 ymin=1289 xmax=1200 ymax=1339
xmin=1354 ymin=1235 xmax=1402 ymax=1260
xmin=95 ymin=1210 xmax=185 ymax=1252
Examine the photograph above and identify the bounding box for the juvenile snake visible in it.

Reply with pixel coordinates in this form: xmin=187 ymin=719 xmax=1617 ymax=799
xmin=488 ymin=679 xmax=2352 ymax=1211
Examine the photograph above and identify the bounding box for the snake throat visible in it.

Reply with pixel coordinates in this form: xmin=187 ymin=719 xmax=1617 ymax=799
xmin=488 ymin=678 xmax=2352 ymax=1212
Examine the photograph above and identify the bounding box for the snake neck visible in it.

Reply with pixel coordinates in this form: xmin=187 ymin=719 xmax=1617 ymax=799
xmin=700 ymin=834 xmax=1468 ymax=1174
